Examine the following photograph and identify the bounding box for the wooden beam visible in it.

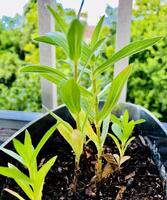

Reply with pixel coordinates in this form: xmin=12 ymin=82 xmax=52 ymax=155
xmin=114 ymin=0 xmax=133 ymax=102
xmin=37 ymin=0 xmax=57 ymax=110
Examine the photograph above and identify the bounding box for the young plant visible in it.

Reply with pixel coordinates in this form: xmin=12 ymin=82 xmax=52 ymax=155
xmin=109 ymin=110 xmax=145 ymax=168
xmin=0 ymin=124 xmax=58 ymax=200
xmin=20 ymin=4 xmax=162 ymax=191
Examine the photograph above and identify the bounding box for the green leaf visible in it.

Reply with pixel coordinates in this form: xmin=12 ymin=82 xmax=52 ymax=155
xmin=110 ymin=114 xmax=121 ymax=126
xmin=124 ymin=136 xmax=135 ymax=152
xmin=101 ymin=114 xmax=111 ymax=146
xmin=34 ymin=32 xmax=69 ymax=55
xmin=39 ymin=73 xmax=65 ymax=85
xmin=94 ymin=36 xmax=163 ymax=75
xmin=90 ymin=16 xmax=105 ymax=48
xmin=99 ymin=65 xmax=132 ymax=121
xmin=112 ymin=123 xmax=123 ymax=141
xmin=8 ymin=164 xmax=33 ymax=199
xmin=108 ymin=134 xmax=122 ymax=156
xmin=20 ymin=65 xmax=67 ymax=81
xmin=32 ymin=123 xmax=59 ymax=163
xmin=0 ymin=166 xmax=31 ymax=185
xmin=43 ymin=105 xmax=73 ymax=132
xmin=79 ymin=86 xmax=93 ymax=98
xmin=60 ymin=79 xmax=81 ymax=114
xmin=70 ymin=130 xmax=84 ymax=161
xmin=47 ymin=5 xmax=68 ymax=33
xmin=57 ymin=123 xmax=83 ymax=161
xmin=98 ymin=82 xmax=111 ymax=99
xmin=122 ymin=110 xmax=129 ymax=125
xmin=34 ymin=156 xmax=57 ymax=200
xmin=13 ymin=139 xmax=28 ymax=166
xmin=0 ymin=147 xmax=23 ymax=165
xmin=134 ymin=119 xmax=145 ymax=125
xmin=37 ymin=156 xmax=57 ymax=180
xmin=80 ymin=42 xmax=92 ymax=65
xmin=122 ymin=121 xmax=135 ymax=144
xmin=79 ymin=39 xmax=105 ymax=81
xmin=24 ymin=130 xmax=34 ymax=163
xmin=67 ymin=18 xmax=84 ymax=62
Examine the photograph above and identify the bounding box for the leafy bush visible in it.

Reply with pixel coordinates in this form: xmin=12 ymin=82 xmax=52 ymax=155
xmin=0 ymin=52 xmax=41 ymax=111
xmin=128 ymin=0 xmax=167 ymax=120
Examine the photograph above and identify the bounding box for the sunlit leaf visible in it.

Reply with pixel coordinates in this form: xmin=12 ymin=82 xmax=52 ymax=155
xmin=94 ymin=36 xmax=163 ymax=75
xmin=34 ymin=32 xmax=69 ymax=55
xmin=67 ymin=18 xmax=84 ymax=62
xmin=0 ymin=166 xmax=32 ymax=185
xmin=47 ymin=5 xmax=68 ymax=33
xmin=101 ymin=114 xmax=111 ymax=146
xmin=134 ymin=119 xmax=145 ymax=125
xmin=90 ymin=16 xmax=105 ymax=48
xmin=99 ymin=65 xmax=132 ymax=121
xmin=60 ymin=79 xmax=81 ymax=114
xmin=20 ymin=64 xmax=67 ymax=81
xmin=32 ymin=123 xmax=59 ymax=162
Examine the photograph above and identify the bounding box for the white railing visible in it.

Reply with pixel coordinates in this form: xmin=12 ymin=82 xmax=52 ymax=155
xmin=37 ymin=0 xmax=133 ymax=109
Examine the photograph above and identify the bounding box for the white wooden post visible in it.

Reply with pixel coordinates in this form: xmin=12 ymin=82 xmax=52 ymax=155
xmin=37 ymin=0 xmax=57 ymax=110
xmin=114 ymin=0 xmax=133 ymax=102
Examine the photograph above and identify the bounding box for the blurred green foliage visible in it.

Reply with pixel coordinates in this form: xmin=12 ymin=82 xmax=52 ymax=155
xmin=127 ymin=0 xmax=167 ymax=120
xmin=0 ymin=0 xmax=41 ymax=111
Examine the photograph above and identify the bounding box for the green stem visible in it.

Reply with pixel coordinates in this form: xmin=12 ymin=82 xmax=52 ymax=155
xmin=73 ymin=60 xmax=81 ymax=131
xmin=91 ymin=66 xmax=102 ymax=174
xmin=76 ymin=113 xmax=80 ymax=130
xmin=74 ymin=61 xmax=78 ymax=82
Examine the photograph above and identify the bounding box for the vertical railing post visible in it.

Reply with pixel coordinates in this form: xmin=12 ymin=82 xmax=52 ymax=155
xmin=114 ymin=0 xmax=133 ymax=102
xmin=37 ymin=0 xmax=57 ymax=110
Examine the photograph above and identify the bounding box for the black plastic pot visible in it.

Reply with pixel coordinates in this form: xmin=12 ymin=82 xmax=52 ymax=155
xmin=0 ymin=103 xmax=166 ymax=197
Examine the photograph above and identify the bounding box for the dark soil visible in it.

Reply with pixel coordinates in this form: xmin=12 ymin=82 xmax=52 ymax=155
xmin=0 ymin=131 xmax=166 ymax=200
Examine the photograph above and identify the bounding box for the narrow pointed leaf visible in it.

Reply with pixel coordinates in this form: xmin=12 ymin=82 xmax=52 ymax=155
xmin=112 ymin=123 xmax=123 ymax=141
xmin=8 ymin=164 xmax=33 ymax=199
xmin=90 ymin=16 xmax=105 ymax=48
xmin=60 ymin=79 xmax=81 ymax=114
xmin=110 ymin=114 xmax=121 ymax=126
xmin=0 ymin=147 xmax=23 ymax=165
xmin=124 ymin=137 xmax=135 ymax=152
xmin=47 ymin=5 xmax=68 ymax=33
xmin=35 ymin=156 xmax=57 ymax=198
xmin=24 ymin=130 xmax=34 ymax=163
xmin=71 ymin=130 xmax=84 ymax=161
xmin=43 ymin=106 xmax=73 ymax=132
xmin=101 ymin=114 xmax=111 ymax=146
xmin=99 ymin=65 xmax=132 ymax=121
xmin=13 ymin=139 xmax=28 ymax=165
xmin=122 ymin=110 xmax=129 ymax=125
xmin=20 ymin=65 xmax=67 ymax=80
xmin=0 ymin=166 xmax=31 ymax=185
xmin=40 ymin=73 xmax=65 ymax=85
xmin=67 ymin=18 xmax=84 ymax=62
xmin=134 ymin=119 xmax=145 ymax=125
xmin=37 ymin=156 xmax=57 ymax=181
xmin=32 ymin=123 xmax=59 ymax=162
xmin=34 ymin=32 xmax=69 ymax=55
xmin=95 ymin=36 xmax=163 ymax=75
xmin=108 ymin=134 xmax=121 ymax=155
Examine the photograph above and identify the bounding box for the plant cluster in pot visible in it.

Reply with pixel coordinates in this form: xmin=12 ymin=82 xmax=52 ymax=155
xmin=0 ymin=5 xmax=166 ymax=200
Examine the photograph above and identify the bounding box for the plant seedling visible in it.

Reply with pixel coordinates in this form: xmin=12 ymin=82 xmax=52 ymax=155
xmin=20 ymin=4 xmax=162 ymax=193
xmin=109 ymin=110 xmax=145 ymax=168
xmin=0 ymin=124 xmax=58 ymax=200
